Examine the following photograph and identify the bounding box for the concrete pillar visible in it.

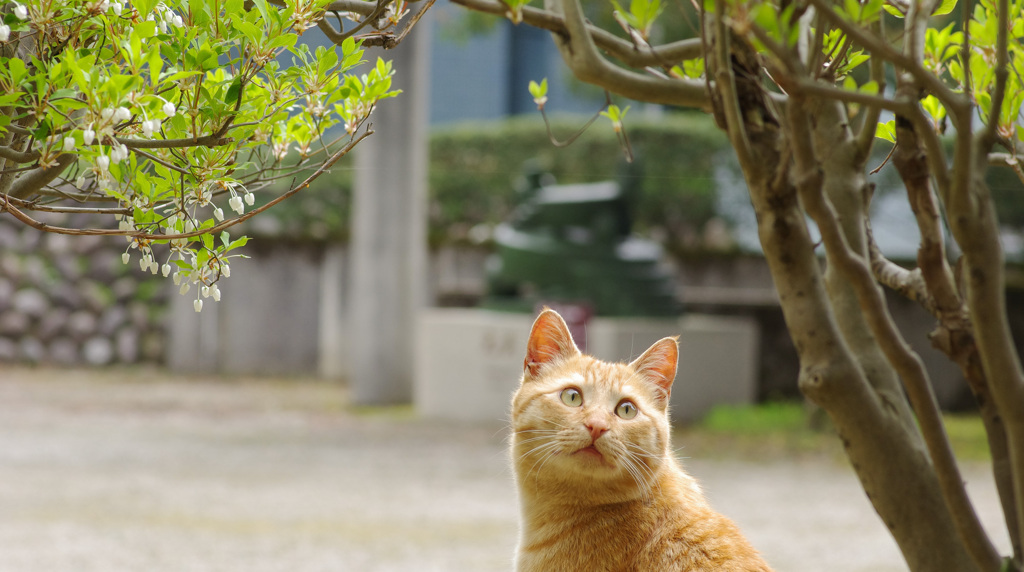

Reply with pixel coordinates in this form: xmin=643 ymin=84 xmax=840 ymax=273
xmin=347 ymin=13 xmax=431 ymax=404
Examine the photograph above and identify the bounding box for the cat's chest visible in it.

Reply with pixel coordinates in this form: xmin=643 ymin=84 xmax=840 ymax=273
xmin=517 ymin=502 xmax=658 ymax=572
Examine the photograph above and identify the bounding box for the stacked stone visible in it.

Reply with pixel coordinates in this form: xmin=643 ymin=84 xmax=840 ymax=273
xmin=0 ymin=212 xmax=167 ymax=366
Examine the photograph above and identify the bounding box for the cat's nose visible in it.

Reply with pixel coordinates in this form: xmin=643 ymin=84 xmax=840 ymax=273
xmin=585 ymin=416 xmax=610 ymax=441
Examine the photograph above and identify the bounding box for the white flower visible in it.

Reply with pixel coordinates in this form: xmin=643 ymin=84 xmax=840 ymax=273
xmin=140 ymin=255 xmax=150 ymax=272
xmin=122 ymin=252 xmax=130 ymax=264
xmin=162 ymin=101 xmax=176 ymax=117
xmin=118 ymin=217 xmax=132 ymax=232
xmin=0 ymin=24 xmax=10 ymax=42
xmin=162 ymin=264 xmax=172 ymax=277
xmin=221 ymin=264 xmax=230 ymax=278
xmin=201 ymin=285 xmax=210 ymax=299
xmin=96 ymin=155 xmax=110 ymax=171
xmin=101 ymin=107 xmax=114 ymax=121
xmin=75 ymin=174 xmax=86 ymax=188
xmin=82 ymin=127 xmax=95 ymax=145
xmin=172 ymin=272 xmax=182 ymax=285
xmin=13 ymin=3 xmax=27 ymax=20
xmin=229 ymin=195 xmax=244 ymax=214
xmin=163 ymin=9 xmax=174 ymax=22
xmin=63 ymin=136 xmax=75 ymax=152
xmin=114 ymin=107 xmax=131 ymax=122
xmin=193 ymin=298 xmax=203 ymax=312
xmin=244 ymin=192 xmax=254 ymax=206
xmin=111 ymin=1 xmax=122 ymax=15
xmin=213 ymin=207 xmax=224 ymax=221
xmin=171 ymin=14 xmax=183 ymax=27
xmin=141 ymin=119 xmax=157 ymax=138
xmin=110 ymin=143 xmax=129 ymax=165
xmin=179 ymin=282 xmax=191 ymax=295
xmin=211 ymin=284 xmax=221 ymax=302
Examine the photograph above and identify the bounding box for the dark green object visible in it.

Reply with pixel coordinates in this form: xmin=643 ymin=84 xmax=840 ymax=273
xmin=484 ymin=163 xmax=682 ymax=317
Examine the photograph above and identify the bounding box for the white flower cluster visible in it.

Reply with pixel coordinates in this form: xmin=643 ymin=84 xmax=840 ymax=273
xmin=0 ymin=2 xmax=27 ymax=41
xmin=148 ymin=3 xmax=184 ymax=32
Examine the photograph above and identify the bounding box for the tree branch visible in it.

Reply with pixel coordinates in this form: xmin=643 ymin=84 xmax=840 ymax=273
xmin=806 ymin=0 xmax=965 ymax=111
xmin=0 ymin=144 xmax=39 ymax=163
xmin=542 ymin=0 xmax=709 ymax=109
xmin=4 ymin=154 xmax=77 ymax=200
xmin=451 ymin=0 xmax=703 ymax=70
xmin=1 ymin=130 xmax=372 ymax=241
xmin=788 ymin=99 xmax=1002 ymax=572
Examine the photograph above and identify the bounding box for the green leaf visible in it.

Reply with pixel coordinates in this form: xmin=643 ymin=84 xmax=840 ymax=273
xmin=933 ymin=0 xmax=957 ymax=15
xmin=875 ymin=120 xmax=896 ymax=142
xmin=225 ymin=77 xmax=243 ymax=104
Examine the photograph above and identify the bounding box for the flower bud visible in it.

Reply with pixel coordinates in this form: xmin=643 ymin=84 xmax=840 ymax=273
xmin=114 ymin=107 xmax=131 ymax=122
xmin=163 ymin=101 xmax=176 ymax=117
xmin=0 ymin=24 xmax=10 ymax=42
xmin=244 ymin=192 xmax=254 ymax=206
xmin=213 ymin=207 xmax=224 ymax=222
xmin=179 ymin=283 xmax=191 ymax=295
xmin=194 ymin=299 xmax=203 ymax=313
xmin=122 ymin=252 xmax=130 ymax=265
xmin=13 ymin=3 xmax=27 ymax=20
xmin=63 ymin=136 xmax=75 ymax=152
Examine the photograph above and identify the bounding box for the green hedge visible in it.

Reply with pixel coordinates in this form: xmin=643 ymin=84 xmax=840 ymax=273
xmin=249 ymin=113 xmax=737 ymax=247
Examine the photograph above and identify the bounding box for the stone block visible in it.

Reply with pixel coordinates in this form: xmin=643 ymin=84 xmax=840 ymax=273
xmin=415 ymin=309 xmax=532 ymax=422
xmin=415 ymin=309 xmax=760 ymax=424
xmin=12 ymin=288 xmax=49 ymax=318
xmin=48 ymin=337 xmax=80 ymax=365
xmin=82 ymin=336 xmax=114 ymax=365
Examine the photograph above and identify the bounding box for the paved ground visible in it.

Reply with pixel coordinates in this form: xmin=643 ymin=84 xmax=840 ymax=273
xmin=0 ymin=367 xmax=1012 ymax=571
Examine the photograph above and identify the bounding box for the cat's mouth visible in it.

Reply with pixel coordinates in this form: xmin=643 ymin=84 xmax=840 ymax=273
xmin=574 ymin=445 xmax=608 ymax=463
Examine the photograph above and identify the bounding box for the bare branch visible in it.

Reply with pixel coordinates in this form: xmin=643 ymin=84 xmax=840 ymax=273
xmin=0 ymin=144 xmax=39 ymax=163
xmin=806 ymin=0 xmax=966 ymax=112
xmin=451 ymin=0 xmax=703 ymax=70
xmin=711 ymin=3 xmax=754 ymax=169
xmin=855 ymin=19 xmax=887 ymax=161
xmin=788 ymin=99 xmax=1003 ymax=572
xmin=325 ymin=0 xmax=379 ymax=16
xmin=116 ymin=134 xmax=233 ymax=150
xmin=3 ymin=195 xmax=131 ymax=215
xmin=4 ymin=154 xmax=76 ymax=200
xmin=981 ymin=0 xmax=1011 ymax=148
xmin=1 ymin=130 xmax=372 ymax=241
xmin=540 ymin=0 xmax=709 ymax=109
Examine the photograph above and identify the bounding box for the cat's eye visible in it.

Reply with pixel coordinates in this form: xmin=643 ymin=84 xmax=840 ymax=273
xmin=616 ymin=400 xmax=638 ymax=419
xmin=560 ymin=388 xmax=583 ymax=407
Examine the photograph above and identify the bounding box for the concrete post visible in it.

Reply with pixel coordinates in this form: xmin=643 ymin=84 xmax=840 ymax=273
xmin=347 ymin=13 xmax=431 ymax=404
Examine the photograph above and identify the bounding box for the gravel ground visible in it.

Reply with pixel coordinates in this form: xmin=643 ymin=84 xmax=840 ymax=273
xmin=0 ymin=367 xmax=1012 ymax=572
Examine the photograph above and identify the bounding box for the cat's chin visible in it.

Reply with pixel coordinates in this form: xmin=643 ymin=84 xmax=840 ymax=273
xmin=571 ymin=444 xmax=616 ymax=469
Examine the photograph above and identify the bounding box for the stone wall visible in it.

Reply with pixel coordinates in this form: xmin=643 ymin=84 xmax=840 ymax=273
xmin=0 ymin=214 xmax=166 ymax=366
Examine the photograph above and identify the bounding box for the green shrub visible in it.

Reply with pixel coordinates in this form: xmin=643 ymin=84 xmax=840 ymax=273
xmin=249 ymin=113 xmax=737 ymax=247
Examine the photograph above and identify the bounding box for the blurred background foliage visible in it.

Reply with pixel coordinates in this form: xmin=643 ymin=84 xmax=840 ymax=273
xmin=250 ymin=112 xmax=735 ymax=250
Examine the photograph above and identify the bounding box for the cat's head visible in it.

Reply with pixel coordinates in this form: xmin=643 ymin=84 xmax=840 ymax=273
xmin=510 ymin=309 xmax=678 ymax=501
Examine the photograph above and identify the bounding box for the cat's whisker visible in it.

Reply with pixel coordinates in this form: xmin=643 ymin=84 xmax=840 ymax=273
xmin=520 ymin=441 xmax=561 ymax=476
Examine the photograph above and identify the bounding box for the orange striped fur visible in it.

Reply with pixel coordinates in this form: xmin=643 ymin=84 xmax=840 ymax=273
xmin=511 ymin=309 xmax=773 ymax=572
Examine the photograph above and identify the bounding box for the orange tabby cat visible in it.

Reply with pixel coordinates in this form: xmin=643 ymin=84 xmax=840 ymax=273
xmin=511 ymin=309 xmax=773 ymax=572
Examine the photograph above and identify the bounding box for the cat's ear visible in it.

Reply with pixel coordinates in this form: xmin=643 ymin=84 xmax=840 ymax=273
xmin=629 ymin=337 xmax=679 ymax=403
xmin=523 ymin=309 xmax=580 ymax=379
